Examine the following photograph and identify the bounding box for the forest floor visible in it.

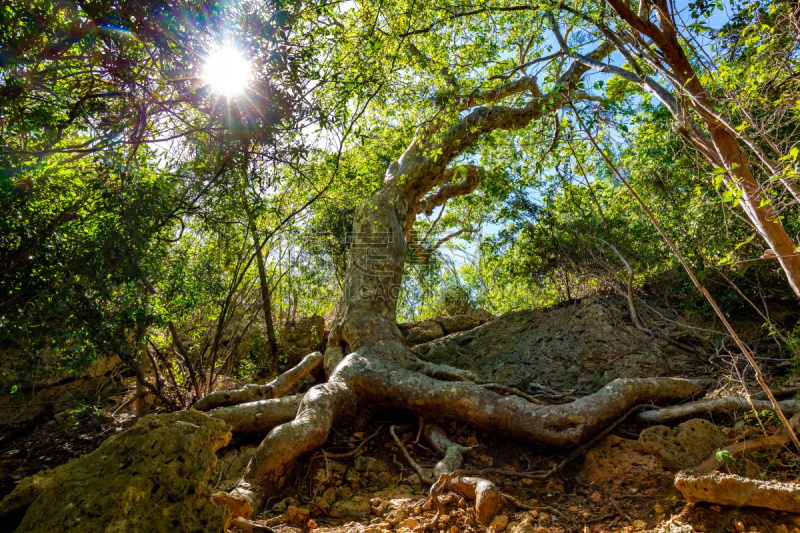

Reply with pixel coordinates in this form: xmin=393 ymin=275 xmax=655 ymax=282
xmin=3 ymin=400 xmax=800 ymax=533
xmin=214 ymin=410 xmax=800 ymax=533
xmin=3 ymin=295 xmax=800 ymax=532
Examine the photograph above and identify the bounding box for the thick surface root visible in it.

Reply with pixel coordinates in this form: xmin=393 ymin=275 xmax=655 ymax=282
xmin=638 ymin=396 xmax=800 ymax=424
xmin=343 ymin=353 xmax=708 ymax=446
xmin=194 ymin=352 xmax=322 ymax=411
xmin=445 ymin=475 xmax=502 ymax=527
xmin=214 ymin=350 xmax=708 ymax=518
xmin=207 ymin=394 xmax=302 ymax=434
xmin=214 ymin=380 xmax=357 ymax=517
xmin=423 ymin=424 xmax=476 ymax=479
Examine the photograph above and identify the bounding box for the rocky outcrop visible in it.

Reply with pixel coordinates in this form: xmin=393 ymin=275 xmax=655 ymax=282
xmin=0 ymin=410 xmax=232 ymax=532
xmin=639 ymin=419 xmax=726 ymax=470
xmin=401 ymin=320 xmax=445 ymax=344
xmin=280 ymin=315 xmax=325 ymax=366
xmin=0 ymin=375 xmax=117 ymax=426
xmin=675 ymin=471 xmax=800 ymax=512
xmin=399 ymin=310 xmax=494 ymax=345
xmin=580 ymin=435 xmax=666 ymax=485
xmin=412 ymin=296 xmax=707 ymax=393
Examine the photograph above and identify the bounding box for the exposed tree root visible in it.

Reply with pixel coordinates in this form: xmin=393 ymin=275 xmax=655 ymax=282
xmin=390 ymin=425 xmax=433 ymax=483
xmin=443 ymin=474 xmax=502 ymax=527
xmin=207 ymin=394 xmax=302 ymax=434
xmin=423 ymin=423 xmax=477 ymax=479
xmin=210 ymin=348 xmax=708 ymax=520
xmin=390 ymin=421 xmax=499 ymax=527
xmin=346 ymin=354 xmax=708 ymax=445
xmin=637 ymin=396 xmax=800 ymax=424
xmin=194 ymin=352 xmax=323 ymax=411
xmin=480 ymin=383 xmax=545 ymax=404
xmin=214 ymin=380 xmax=357 ymax=517
xmin=412 ymin=357 xmax=478 ymax=382
xmin=230 ymin=516 xmax=275 ymax=533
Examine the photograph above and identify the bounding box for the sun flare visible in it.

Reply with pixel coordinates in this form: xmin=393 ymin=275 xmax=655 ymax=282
xmin=203 ymin=45 xmax=251 ymax=97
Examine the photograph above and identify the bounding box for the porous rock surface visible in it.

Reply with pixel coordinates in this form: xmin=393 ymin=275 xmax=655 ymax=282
xmin=0 ymin=410 xmax=232 ymax=532
xmin=639 ymin=419 xmax=726 ymax=470
xmin=675 ymin=471 xmax=800 ymax=512
xmin=280 ymin=314 xmax=326 ymax=365
xmin=401 ymin=320 xmax=445 ymax=344
xmin=399 ymin=309 xmax=493 ymax=345
xmin=580 ymin=435 xmax=666 ymax=486
xmin=412 ymin=295 xmax=707 ymax=392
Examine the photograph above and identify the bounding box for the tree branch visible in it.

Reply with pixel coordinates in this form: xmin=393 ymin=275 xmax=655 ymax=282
xmin=415 ymin=165 xmax=484 ymax=217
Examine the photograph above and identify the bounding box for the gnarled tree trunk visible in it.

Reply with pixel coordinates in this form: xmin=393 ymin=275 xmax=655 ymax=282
xmin=207 ymin=37 xmax=709 ymax=520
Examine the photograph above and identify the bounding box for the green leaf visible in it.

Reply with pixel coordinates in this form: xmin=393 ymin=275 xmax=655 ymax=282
xmin=715 ymin=450 xmax=735 ymax=465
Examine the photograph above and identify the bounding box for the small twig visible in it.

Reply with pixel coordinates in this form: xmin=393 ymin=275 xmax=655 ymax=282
xmin=480 ymin=383 xmax=545 ymax=404
xmin=391 ymin=425 xmax=434 ymax=483
xmin=391 ymin=453 xmax=407 ymax=473
xmin=501 ymin=494 xmax=567 ymax=521
xmin=415 ymin=473 xmax=451 ymax=532
xmin=452 ymin=467 xmax=551 ymax=480
xmin=321 ymin=425 xmax=383 ymax=459
xmin=528 ymin=381 xmax=565 ymax=395
xmin=231 ymin=516 xmax=275 ymax=533
xmin=609 ymin=497 xmax=632 ymax=523
xmin=588 ymin=512 xmax=619 ymax=524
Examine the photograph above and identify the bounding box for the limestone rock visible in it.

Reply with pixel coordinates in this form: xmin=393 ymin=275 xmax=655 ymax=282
xmin=490 ymin=514 xmax=509 ymax=531
xmin=0 ymin=410 xmax=232 ymax=532
xmin=280 ymin=315 xmax=325 ymax=365
xmin=405 ymin=473 xmax=421 ymax=485
xmin=321 ymin=486 xmax=337 ymax=503
xmin=658 ymin=519 xmax=695 ymax=533
xmin=509 ymin=517 xmax=538 ymax=533
xmin=580 ymin=435 xmax=665 ymax=485
xmin=330 ymin=496 xmax=371 ymax=518
xmin=354 ymin=455 xmax=390 ymax=473
xmin=284 ymin=505 xmax=310 ymax=523
xmin=411 ymin=295 xmax=706 ymax=392
xmin=313 ymin=496 xmax=330 ymax=513
xmin=467 ymin=308 xmax=495 ymax=323
xmin=272 ymin=496 xmax=301 ymax=513
xmin=385 ymin=508 xmax=408 ymax=525
xmin=404 ymin=320 xmax=445 ymax=344
xmin=214 ymin=445 xmax=257 ymax=492
xmin=433 ymin=315 xmax=481 ymax=335
xmin=639 ymin=419 xmax=726 ymax=470
xmin=397 ymin=518 xmax=420 ymax=531
xmin=675 ymin=471 xmax=800 ymax=513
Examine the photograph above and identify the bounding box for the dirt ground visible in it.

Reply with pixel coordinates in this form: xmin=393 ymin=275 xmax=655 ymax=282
xmin=214 ymin=410 xmax=800 ymax=533
xmin=3 ymin=296 xmax=800 ymax=532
